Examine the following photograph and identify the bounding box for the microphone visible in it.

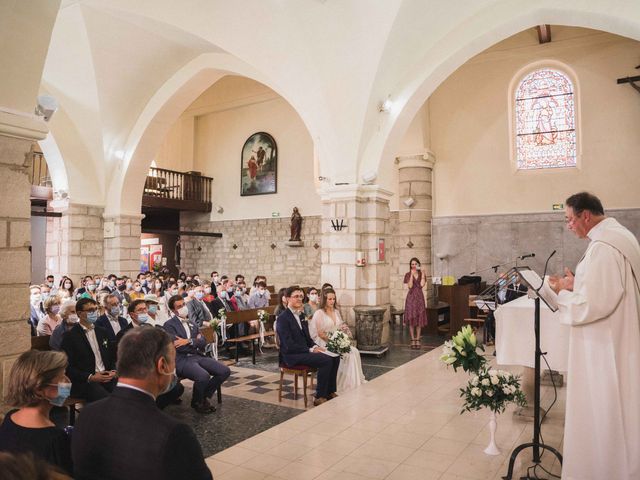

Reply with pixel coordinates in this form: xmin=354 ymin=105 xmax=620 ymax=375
xmin=519 ymin=253 xmax=535 ymax=260
xmin=535 ymin=250 xmax=557 ymax=291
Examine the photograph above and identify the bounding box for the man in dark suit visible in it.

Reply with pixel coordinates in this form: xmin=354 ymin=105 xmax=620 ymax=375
xmin=187 ymin=285 xmax=214 ymax=327
xmin=72 ymin=326 xmax=212 ymax=480
xmin=276 ymin=286 xmax=339 ymax=406
xmin=96 ymin=294 xmax=128 ymax=348
xmin=61 ymin=297 xmax=116 ymax=402
xmin=163 ymin=295 xmax=230 ymax=414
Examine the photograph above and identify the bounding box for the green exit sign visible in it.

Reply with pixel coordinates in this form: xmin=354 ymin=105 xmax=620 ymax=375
xmin=552 ymin=203 xmax=564 ymax=211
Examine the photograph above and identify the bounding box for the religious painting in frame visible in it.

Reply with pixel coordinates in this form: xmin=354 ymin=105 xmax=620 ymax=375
xmin=241 ymin=132 xmax=277 ymax=196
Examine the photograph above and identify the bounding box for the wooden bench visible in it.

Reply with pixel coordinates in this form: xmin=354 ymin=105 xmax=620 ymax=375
xmin=30 ymin=335 xmax=84 ymax=425
xmin=225 ymin=305 xmax=277 ymax=363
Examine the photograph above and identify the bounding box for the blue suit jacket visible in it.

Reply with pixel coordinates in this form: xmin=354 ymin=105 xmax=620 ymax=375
xmin=95 ymin=314 xmax=129 ymax=342
xmin=276 ymin=309 xmax=316 ymax=359
xmin=162 ymin=316 xmax=207 ymax=361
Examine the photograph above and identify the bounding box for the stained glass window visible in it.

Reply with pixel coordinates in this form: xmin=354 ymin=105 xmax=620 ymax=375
xmin=515 ymin=68 xmax=576 ymax=169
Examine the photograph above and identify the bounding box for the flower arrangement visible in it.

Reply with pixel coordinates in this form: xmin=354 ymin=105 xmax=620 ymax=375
xmin=217 ymin=308 xmax=227 ymax=322
xmin=326 ymin=330 xmax=351 ymax=356
xmin=257 ymin=310 xmax=269 ymax=323
xmin=439 ymin=325 xmax=486 ymax=373
xmin=460 ymin=368 xmax=526 ymax=414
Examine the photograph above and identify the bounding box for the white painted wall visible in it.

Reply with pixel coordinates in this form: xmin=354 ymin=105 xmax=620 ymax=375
xmin=156 ymin=76 xmax=320 ymax=220
xmin=424 ymin=27 xmax=640 ymax=216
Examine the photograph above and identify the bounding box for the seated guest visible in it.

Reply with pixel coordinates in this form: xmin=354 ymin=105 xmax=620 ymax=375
xmin=76 ymin=277 xmax=97 ymax=301
xmin=128 ymin=280 xmax=145 ymax=301
xmin=29 ymin=285 xmax=45 ymax=336
xmin=210 ymin=279 xmax=236 ymax=314
xmin=145 ymin=294 xmax=168 ymax=326
xmin=61 ymin=298 xmax=116 ymax=402
xmin=117 ymin=300 xmax=184 ymax=409
xmin=274 ymin=287 xmax=288 ymax=317
xmin=232 ymin=283 xmax=249 ymax=310
xmin=248 ymin=281 xmax=269 ymax=309
xmin=37 ymin=295 xmax=62 ymax=336
xmin=50 ymin=300 xmax=77 ymax=351
xmin=187 ymin=285 xmax=214 ymax=327
xmin=45 ymin=275 xmax=58 ymax=295
xmin=57 ymin=288 xmax=72 ymax=302
xmin=60 ymin=276 xmax=74 ymax=294
xmin=95 ymin=294 xmax=128 ymax=348
xmin=71 ymin=327 xmax=212 ymax=480
xmin=0 ymin=350 xmax=73 ymax=475
xmin=163 ymin=295 xmax=230 ymax=414
xmin=276 ymin=286 xmax=339 ymax=406
xmin=303 ymin=287 xmax=320 ymax=319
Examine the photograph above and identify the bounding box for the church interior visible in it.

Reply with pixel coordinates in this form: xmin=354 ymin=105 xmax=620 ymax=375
xmin=2 ymin=1 xmax=640 ymax=479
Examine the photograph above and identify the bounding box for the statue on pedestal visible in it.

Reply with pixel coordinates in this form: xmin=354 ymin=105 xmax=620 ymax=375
xmin=290 ymin=207 xmax=302 ymax=241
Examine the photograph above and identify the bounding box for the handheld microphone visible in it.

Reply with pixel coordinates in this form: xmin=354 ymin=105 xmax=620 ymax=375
xmin=520 ymin=253 xmax=535 ymax=260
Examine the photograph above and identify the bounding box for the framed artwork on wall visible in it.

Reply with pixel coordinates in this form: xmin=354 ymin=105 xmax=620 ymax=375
xmin=241 ymin=132 xmax=277 ymax=196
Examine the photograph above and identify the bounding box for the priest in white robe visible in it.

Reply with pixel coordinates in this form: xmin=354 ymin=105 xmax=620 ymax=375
xmin=546 ymin=192 xmax=640 ymax=480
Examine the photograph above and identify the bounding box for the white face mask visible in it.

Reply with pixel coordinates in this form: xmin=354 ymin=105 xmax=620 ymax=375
xmin=177 ymin=306 xmax=189 ymax=318
xmin=308 ymin=294 xmax=318 ymax=302
xmin=67 ymin=314 xmax=79 ymax=324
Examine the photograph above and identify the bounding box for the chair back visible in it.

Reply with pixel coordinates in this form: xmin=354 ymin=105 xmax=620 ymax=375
xmin=200 ymin=325 xmax=215 ymax=344
xmin=31 ymin=335 xmax=51 ymax=351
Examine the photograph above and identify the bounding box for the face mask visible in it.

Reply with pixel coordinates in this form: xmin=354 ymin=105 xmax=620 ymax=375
xmin=148 ymin=305 xmax=158 ymax=315
xmin=235 ymin=290 xmax=243 ymax=297
xmin=86 ymin=311 xmax=98 ymax=324
xmin=108 ymin=281 xmax=115 ymax=288
xmin=48 ymin=382 xmax=72 ymax=407
xmin=110 ymin=306 xmax=120 ymax=317
xmin=186 ymin=290 xmax=195 ymax=298
xmin=126 ymin=283 xmax=133 ymax=289
xmin=178 ymin=282 xmax=185 ymax=288
xmin=87 ymin=284 xmax=96 ymax=291
xmin=308 ymin=294 xmax=318 ymax=302
xmin=177 ymin=306 xmax=189 ymax=318
xmin=220 ymin=291 xmax=228 ymax=300
xmin=118 ymin=284 xmax=126 ymax=292
xmin=51 ymin=305 xmax=61 ymax=315
xmin=195 ymin=292 xmax=204 ymax=300
xmin=160 ymin=367 xmax=177 ymax=395
xmin=41 ymin=292 xmax=50 ymax=300
xmin=64 ymin=283 xmax=71 ymax=289
xmin=204 ymin=287 xmax=211 ymax=294
xmin=134 ymin=286 xmax=142 ymax=292
xmin=155 ymin=283 xmax=162 ymax=289
xmin=30 ymin=294 xmax=41 ymax=304
xmin=67 ymin=314 xmax=79 ymax=324
xmin=47 ymin=282 xmax=54 ymax=288
xmin=257 ymin=290 xmax=265 ymax=297
xmin=137 ymin=313 xmax=149 ymax=324
xmin=141 ymin=280 xmax=147 ymax=286
xmin=170 ymin=290 xmax=178 ymax=296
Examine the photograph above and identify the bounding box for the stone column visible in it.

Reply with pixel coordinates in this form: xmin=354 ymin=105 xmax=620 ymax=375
xmin=320 ymin=185 xmax=393 ymax=343
xmin=392 ymin=153 xmax=435 ymax=308
xmin=46 ymin=201 xmax=104 ymax=283
xmin=103 ymin=214 xmax=143 ymax=277
xmin=0 ymin=111 xmax=48 ymax=403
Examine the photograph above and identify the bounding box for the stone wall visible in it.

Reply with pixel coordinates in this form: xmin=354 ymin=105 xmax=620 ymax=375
xmin=46 ymin=202 xmax=104 ymax=284
xmin=432 ymin=209 xmax=640 ymax=283
xmin=103 ymin=214 xmax=143 ymax=278
xmin=180 ymin=213 xmax=322 ymax=289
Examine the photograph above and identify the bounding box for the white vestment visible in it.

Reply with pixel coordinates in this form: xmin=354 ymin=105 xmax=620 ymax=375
xmin=546 ymin=218 xmax=640 ymax=480
xmin=309 ymin=309 xmax=366 ymax=392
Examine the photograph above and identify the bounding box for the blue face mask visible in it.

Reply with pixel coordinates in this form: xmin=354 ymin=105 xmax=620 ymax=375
xmin=110 ymin=306 xmax=120 ymax=317
xmin=235 ymin=290 xmax=242 ymax=297
xmin=148 ymin=305 xmax=158 ymax=315
xmin=49 ymin=382 xmax=72 ymax=407
xmin=161 ymin=368 xmax=177 ymax=394
xmin=86 ymin=311 xmax=98 ymax=324
xmin=195 ymin=292 xmax=204 ymax=300
xmin=137 ymin=314 xmax=149 ymax=324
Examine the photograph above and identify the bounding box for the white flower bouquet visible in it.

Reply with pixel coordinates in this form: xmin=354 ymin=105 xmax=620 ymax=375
xmin=460 ymin=368 xmax=526 ymax=414
xmin=326 ymin=330 xmax=351 ymax=356
xmin=217 ymin=308 xmax=227 ymax=322
xmin=257 ymin=309 xmax=269 ymax=323
xmin=440 ymin=325 xmax=486 ymax=373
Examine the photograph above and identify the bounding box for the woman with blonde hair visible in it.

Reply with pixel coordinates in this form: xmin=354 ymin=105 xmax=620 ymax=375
xmin=37 ymin=295 xmax=62 ymax=336
xmin=0 ymin=350 xmax=72 ymax=474
xmin=309 ymin=288 xmax=366 ymax=392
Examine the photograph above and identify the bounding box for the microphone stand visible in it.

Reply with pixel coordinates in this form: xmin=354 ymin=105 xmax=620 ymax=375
xmin=503 ymin=251 xmax=563 ymax=480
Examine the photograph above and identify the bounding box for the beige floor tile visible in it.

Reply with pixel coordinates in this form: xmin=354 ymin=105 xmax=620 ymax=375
xmin=312 ymin=421 xmax=350 ymax=436
xmin=443 ymin=444 xmax=506 ymax=480
xmin=435 ymin=424 xmax=484 ymax=443
xmin=240 ymin=434 xmax=284 ymax=453
xmin=372 ymin=429 xmax=428 ymax=449
xmin=269 ymin=441 xmax=314 ymax=461
xmin=316 ymin=437 xmax=362 ymax=456
xmin=205 ymin=458 xmax=236 ymax=476
xmin=297 ymin=448 xmax=346 ymax=469
xmin=295 ymin=430 xmax=333 ymax=447
xmin=403 ymin=449 xmax=458 ymax=472
xmin=215 ymin=447 xmax=261 ymax=466
xmin=420 ymin=437 xmax=469 ymax=457
xmin=386 ymin=464 xmax=442 ymax=480
xmin=272 ymin=461 xmax=326 ymax=480
xmin=314 ymin=471 xmax=376 ymax=480
xmin=334 ymin=426 xmax=376 ymax=445
xmin=331 ymin=455 xmax=399 ymax=479
xmin=241 ymin=453 xmax=292 ymax=475
xmin=351 ymin=439 xmax=415 ymax=463
xmin=218 ymin=466 xmax=268 ymax=480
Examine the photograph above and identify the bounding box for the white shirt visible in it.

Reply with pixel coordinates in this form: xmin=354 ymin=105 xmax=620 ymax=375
xmin=289 ymin=308 xmax=316 ymax=353
xmin=108 ymin=314 xmax=122 ymax=335
xmin=116 ymin=382 xmax=155 ymax=400
xmin=180 ymin=319 xmax=192 ymax=339
xmin=81 ymin=324 xmax=106 ymax=372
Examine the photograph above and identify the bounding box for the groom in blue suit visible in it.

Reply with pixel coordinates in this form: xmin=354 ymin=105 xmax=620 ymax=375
xmin=276 ymin=286 xmax=339 ymax=406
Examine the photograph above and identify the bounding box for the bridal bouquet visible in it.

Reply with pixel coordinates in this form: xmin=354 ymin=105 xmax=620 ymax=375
xmin=440 ymin=325 xmax=486 ymax=373
xmin=326 ymin=330 xmax=351 ymax=355
xmin=460 ymin=368 xmax=526 ymax=414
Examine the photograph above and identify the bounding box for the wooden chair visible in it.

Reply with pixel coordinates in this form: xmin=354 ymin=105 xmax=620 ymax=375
xmin=274 ymin=329 xmax=316 ymax=408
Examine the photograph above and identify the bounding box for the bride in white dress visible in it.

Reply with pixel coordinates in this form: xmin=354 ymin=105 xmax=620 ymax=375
xmin=309 ymin=289 xmax=366 ymax=392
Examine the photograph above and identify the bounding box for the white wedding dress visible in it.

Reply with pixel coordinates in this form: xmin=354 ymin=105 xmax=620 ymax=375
xmin=309 ymin=309 xmax=366 ymax=392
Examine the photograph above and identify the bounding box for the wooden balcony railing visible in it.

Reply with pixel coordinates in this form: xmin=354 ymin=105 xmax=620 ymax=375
xmin=29 ymin=151 xmax=51 ymax=187
xmin=142 ymin=167 xmax=213 ymax=212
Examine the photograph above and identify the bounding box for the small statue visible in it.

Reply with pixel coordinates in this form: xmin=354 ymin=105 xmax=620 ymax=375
xmin=290 ymin=207 xmax=303 ymax=241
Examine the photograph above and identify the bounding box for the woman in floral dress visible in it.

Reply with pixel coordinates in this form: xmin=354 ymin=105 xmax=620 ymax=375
xmin=404 ymin=257 xmax=427 ymax=349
